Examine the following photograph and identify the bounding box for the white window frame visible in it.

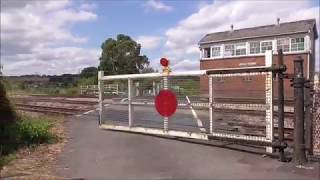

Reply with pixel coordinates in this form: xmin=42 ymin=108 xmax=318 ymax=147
xmin=260 ymin=40 xmax=273 ymax=53
xmin=224 ymin=44 xmax=235 ymax=57
xmin=277 ymin=38 xmax=290 ymax=52
xmin=235 ymin=42 xmax=247 ymax=56
xmin=290 ymin=37 xmax=305 ymax=52
xmin=249 ymin=41 xmax=261 ymax=54
xmin=211 ymin=45 xmax=222 ymax=58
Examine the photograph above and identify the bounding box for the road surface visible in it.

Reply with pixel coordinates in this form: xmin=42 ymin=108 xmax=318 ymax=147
xmin=56 ymin=109 xmax=319 ymax=179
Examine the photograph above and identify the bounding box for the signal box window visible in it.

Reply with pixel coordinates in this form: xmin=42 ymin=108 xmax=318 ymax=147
xmin=261 ymin=41 xmax=272 ymax=53
xmin=203 ymin=48 xmax=211 ymax=58
xmin=235 ymin=43 xmax=246 ymax=55
xmin=224 ymin=44 xmax=235 ymax=57
xmin=212 ymin=46 xmax=221 ymax=57
xmin=291 ymin=38 xmax=304 ymax=51
xmin=277 ymin=38 xmax=290 ymax=52
xmin=249 ymin=41 xmax=260 ymax=54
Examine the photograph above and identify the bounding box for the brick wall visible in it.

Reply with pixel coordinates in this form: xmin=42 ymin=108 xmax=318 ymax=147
xmin=200 ymin=53 xmax=309 ymax=100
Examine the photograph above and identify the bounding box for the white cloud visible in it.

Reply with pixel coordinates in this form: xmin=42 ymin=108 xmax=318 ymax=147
xmin=144 ymin=0 xmax=173 ymax=12
xmin=79 ymin=3 xmax=97 ymax=11
xmin=165 ymin=0 xmax=319 ymax=71
xmin=3 ymin=47 xmax=101 ymax=75
xmin=136 ymin=36 xmax=163 ymax=50
xmin=1 ymin=0 xmax=99 ymax=75
xmin=172 ymin=59 xmax=199 ymax=71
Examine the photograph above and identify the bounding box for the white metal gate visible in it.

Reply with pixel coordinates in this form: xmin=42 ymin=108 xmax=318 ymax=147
xmin=98 ymin=51 xmax=275 ymax=153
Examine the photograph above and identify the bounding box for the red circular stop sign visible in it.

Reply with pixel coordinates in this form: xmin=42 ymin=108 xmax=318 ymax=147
xmin=155 ymin=90 xmax=177 ymax=117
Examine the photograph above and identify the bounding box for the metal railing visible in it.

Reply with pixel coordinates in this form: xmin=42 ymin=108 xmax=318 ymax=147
xmin=80 ymin=84 xmax=120 ymax=95
xmin=98 ymin=51 xmax=278 ymax=153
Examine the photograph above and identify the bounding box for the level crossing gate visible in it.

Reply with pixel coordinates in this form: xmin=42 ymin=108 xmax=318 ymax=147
xmin=98 ymin=51 xmax=276 ymax=153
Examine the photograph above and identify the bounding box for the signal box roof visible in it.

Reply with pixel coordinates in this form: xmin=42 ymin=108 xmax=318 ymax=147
xmin=199 ymin=19 xmax=318 ymax=45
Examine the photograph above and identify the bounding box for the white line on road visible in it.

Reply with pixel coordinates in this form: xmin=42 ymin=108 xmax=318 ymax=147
xmin=83 ymin=110 xmax=94 ymax=114
xmin=75 ymin=114 xmax=82 ymax=117
xmin=186 ymin=96 xmax=206 ymax=132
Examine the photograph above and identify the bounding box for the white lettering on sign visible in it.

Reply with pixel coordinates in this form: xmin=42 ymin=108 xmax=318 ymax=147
xmin=239 ymin=62 xmax=257 ymax=67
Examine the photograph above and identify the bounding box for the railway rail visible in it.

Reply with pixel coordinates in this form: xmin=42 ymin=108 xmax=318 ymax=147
xmin=15 ymin=103 xmax=83 ymax=115
xmin=13 ymin=97 xmax=98 ymax=106
xmin=13 ymin=94 xmax=294 ymax=105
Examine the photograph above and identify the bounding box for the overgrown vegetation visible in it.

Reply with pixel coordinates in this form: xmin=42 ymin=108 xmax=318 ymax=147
xmin=0 ymin=78 xmax=17 ymax=124
xmin=4 ymin=68 xmax=97 ymax=96
xmin=0 ymin=116 xmax=56 ymax=168
xmin=0 ymin=79 xmax=57 ymax=168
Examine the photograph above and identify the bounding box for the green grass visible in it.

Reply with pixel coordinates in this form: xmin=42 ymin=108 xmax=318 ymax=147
xmin=0 ymin=153 xmax=17 ymax=168
xmin=0 ymin=115 xmax=57 ymax=168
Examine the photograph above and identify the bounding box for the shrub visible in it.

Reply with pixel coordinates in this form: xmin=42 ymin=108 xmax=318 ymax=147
xmin=0 ymin=116 xmax=56 ymax=156
xmin=19 ymin=116 xmax=55 ymax=144
xmin=77 ymin=76 xmax=97 ymax=86
xmin=65 ymin=87 xmax=79 ymax=96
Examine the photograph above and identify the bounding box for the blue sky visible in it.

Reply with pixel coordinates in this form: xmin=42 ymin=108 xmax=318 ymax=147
xmin=70 ymin=0 xmax=205 ymax=61
xmin=72 ymin=0 xmax=200 ymax=42
xmin=1 ymin=0 xmax=319 ymax=75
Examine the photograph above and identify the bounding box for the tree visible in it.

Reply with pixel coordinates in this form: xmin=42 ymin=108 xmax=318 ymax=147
xmin=80 ymin=67 xmax=98 ymax=78
xmin=98 ymin=34 xmax=150 ymax=75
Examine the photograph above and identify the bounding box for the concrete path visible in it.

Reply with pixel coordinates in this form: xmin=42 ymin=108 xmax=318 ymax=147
xmin=56 ymin=110 xmax=319 ymax=180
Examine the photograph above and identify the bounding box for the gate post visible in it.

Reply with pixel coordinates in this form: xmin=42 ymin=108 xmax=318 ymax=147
xmin=163 ymin=76 xmax=169 ymax=131
xmin=128 ymin=78 xmax=134 ymax=127
xmin=277 ymin=49 xmax=286 ymax=162
xmin=265 ymin=50 xmax=274 ymax=153
xmin=98 ymin=71 xmax=104 ymax=125
xmin=209 ymin=76 xmax=213 ymax=134
xmin=305 ymin=78 xmax=312 ymax=155
xmin=293 ymin=57 xmax=307 ymax=165
xmin=152 ymin=81 xmax=156 ymax=96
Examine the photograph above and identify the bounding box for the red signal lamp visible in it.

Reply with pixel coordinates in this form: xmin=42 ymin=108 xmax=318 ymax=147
xmin=160 ymin=58 xmax=169 ymax=67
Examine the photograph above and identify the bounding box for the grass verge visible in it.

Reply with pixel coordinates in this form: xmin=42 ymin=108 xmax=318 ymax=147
xmin=0 ymin=115 xmax=57 ymax=168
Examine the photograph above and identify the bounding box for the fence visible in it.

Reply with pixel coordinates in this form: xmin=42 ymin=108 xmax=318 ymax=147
xmin=80 ymin=84 xmax=120 ymax=95
xmin=97 ymin=52 xmax=281 ymax=153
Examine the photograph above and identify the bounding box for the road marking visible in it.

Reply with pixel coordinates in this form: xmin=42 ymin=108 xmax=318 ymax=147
xmin=75 ymin=114 xmax=82 ymax=117
xmin=83 ymin=110 xmax=94 ymax=114
xmin=186 ymin=96 xmax=206 ymax=132
xmin=104 ymin=104 xmax=110 ymax=107
xmin=120 ymin=98 xmax=128 ymax=102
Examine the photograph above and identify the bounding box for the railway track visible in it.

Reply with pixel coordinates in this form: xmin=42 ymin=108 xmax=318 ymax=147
xmin=213 ymin=108 xmax=294 ymax=117
xmin=15 ymin=103 xmax=83 ymax=115
xmin=13 ymin=97 xmax=98 ymax=106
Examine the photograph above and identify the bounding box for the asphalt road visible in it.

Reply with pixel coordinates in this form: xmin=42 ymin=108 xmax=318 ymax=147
xmin=56 ymin=109 xmax=319 ymax=180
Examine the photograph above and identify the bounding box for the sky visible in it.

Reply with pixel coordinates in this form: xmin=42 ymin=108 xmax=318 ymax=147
xmin=1 ymin=0 xmax=319 ymax=76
